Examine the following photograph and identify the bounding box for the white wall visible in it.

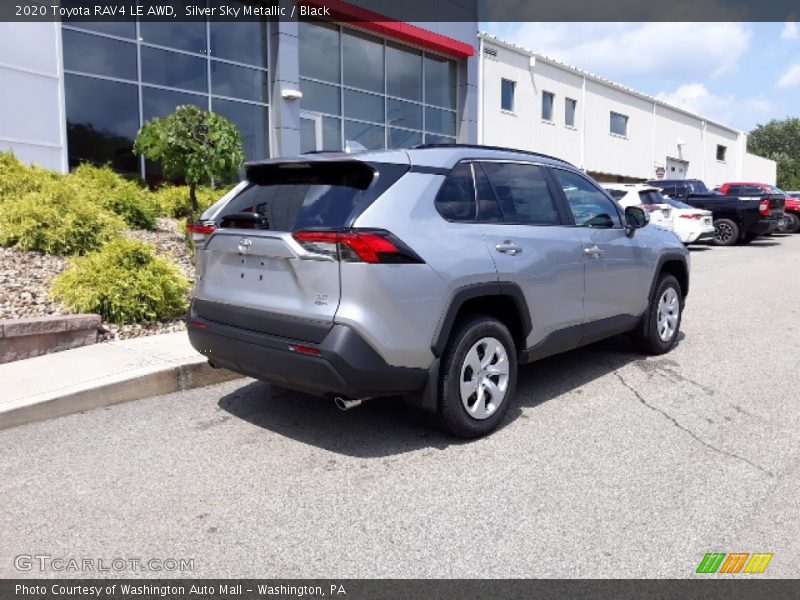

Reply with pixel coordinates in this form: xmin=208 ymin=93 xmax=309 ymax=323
xmin=480 ymin=36 xmax=777 ymax=186
xmin=0 ymin=22 xmax=66 ymax=172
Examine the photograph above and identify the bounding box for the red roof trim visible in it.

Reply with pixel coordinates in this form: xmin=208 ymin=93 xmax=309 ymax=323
xmin=297 ymin=0 xmax=475 ymax=59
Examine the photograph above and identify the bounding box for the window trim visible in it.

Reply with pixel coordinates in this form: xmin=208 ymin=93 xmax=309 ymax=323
xmin=564 ymin=97 xmax=577 ymax=128
xmin=500 ymin=78 xmax=516 ymax=113
xmin=546 ymin=165 xmax=625 ymax=229
xmin=609 ymin=111 xmax=629 ymax=138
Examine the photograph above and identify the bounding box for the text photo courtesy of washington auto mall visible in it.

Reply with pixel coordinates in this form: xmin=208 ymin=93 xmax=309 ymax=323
xmin=0 ymin=0 xmax=799 ymax=599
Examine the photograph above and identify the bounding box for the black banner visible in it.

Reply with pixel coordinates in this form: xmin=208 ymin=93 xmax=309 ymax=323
xmin=3 ymin=0 xmax=800 ymax=22
xmin=3 ymin=580 xmax=800 ymax=600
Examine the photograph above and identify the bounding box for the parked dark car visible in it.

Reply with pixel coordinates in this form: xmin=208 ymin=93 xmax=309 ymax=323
xmin=646 ymin=179 xmax=785 ymax=245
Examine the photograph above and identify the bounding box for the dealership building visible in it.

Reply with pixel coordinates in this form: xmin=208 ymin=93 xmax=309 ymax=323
xmin=0 ymin=12 xmax=477 ymax=180
xmin=0 ymin=17 xmax=776 ymax=187
xmin=478 ymin=33 xmax=776 ymax=186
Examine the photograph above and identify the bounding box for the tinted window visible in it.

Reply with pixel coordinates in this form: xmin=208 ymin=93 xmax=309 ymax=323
xmin=68 ymin=22 xmax=135 ymax=38
xmin=425 ymin=107 xmax=456 ymax=136
xmin=387 ymin=99 xmax=422 ymax=130
xmin=474 ymin=163 xmax=502 ymax=222
xmin=387 ymin=43 xmax=422 ymax=101
xmin=143 ymin=87 xmax=206 ymax=121
xmin=663 ymin=197 xmax=693 ymax=209
xmin=565 ymin=98 xmax=577 ymax=127
xmin=435 ymin=163 xmax=476 ymax=222
xmin=542 ymin=91 xmax=554 ymax=121
xmin=610 ymin=111 xmax=628 ymax=136
xmin=211 ymin=19 xmax=268 ymax=68
xmin=606 ymin=189 xmax=626 ymax=200
xmin=639 ymin=190 xmax=666 ymax=205
xmin=212 ymin=98 xmax=269 ymax=161
xmin=299 ymin=21 xmax=340 ymax=83
xmin=553 ymin=169 xmax=622 ymax=228
xmin=220 ymin=162 xmax=404 ymax=231
xmin=141 ymin=46 xmax=207 ymax=92
xmin=425 ymin=55 xmax=457 ymax=109
xmin=140 ymin=20 xmax=207 ymax=55
xmin=501 ymin=79 xmax=515 ymax=112
xmin=211 ymin=61 xmax=268 ymax=103
xmin=63 ymin=30 xmax=137 ymax=80
xmin=344 ymin=121 xmax=384 ymax=150
xmin=725 ymin=185 xmax=743 ymax=195
xmin=389 ymin=128 xmax=422 ymax=149
xmin=343 ymin=30 xmax=384 ymax=93
xmin=300 ymin=79 xmax=341 ymax=115
xmin=344 ymin=89 xmax=384 ymax=123
xmin=481 ymin=163 xmax=561 ymax=225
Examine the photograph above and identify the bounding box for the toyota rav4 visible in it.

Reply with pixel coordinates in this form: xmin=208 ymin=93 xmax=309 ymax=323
xmin=187 ymin=145 xmax=690 ymax=438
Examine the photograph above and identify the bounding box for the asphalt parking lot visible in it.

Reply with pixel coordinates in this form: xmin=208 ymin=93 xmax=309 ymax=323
xmin=2 ymin=234 xmax=799 ymax=579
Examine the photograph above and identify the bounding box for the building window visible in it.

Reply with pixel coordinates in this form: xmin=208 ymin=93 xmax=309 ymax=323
xmin=610 ymin=111 xmax=629 ymax=137
xmin=298 ymin=21 xmax=459 ymax=151
xmin=716 ymin=144 xmax=727 ymax=162
xmin=501 ymin=78 xmax=515 ymax=112
xmin=565 ymin=98 xmax=577 ymax=127
xmin=541 ymin=91 xmax=554 ymax=121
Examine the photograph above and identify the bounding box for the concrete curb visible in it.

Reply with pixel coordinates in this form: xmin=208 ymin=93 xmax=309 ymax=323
xmin=0 ymin=361 xmax=243 ymax=431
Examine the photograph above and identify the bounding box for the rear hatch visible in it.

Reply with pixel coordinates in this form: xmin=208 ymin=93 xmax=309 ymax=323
xmin=192 ymin=158 xmax=408 ymax=342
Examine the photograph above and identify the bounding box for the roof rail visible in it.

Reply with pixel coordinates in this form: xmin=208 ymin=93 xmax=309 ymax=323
xmin=410 ymin=143 xmax=572 ymax=166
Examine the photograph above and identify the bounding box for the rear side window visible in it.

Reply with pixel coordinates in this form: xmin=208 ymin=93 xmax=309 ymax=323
xmin=218 ymin=161 xmax=407 ymax=231
xmin=606 ymin=189 xmax=626 ymax=201
xmin=639 ymin=190 xmax=666 ymax=205
xmin=479 ymin=162 xmax=561 ymax=225
xmin=435 ymin=162 xmax=476 ymax=222
xmin=552 ymin=168 xmax=622 ymax=228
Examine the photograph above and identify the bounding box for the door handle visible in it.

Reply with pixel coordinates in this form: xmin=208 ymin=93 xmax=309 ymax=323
xmin=584 ymin=245 xmax=604 ymax=257
xmin=496 ymin=241 xmax=523 ymax=255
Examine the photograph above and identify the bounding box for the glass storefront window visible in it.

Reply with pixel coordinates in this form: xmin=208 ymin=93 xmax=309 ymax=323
xmin=425 ymin=55 xmax=457 ymax=110
xmin=424 ymin=133 xmax=457 ymax=145
xmin=387 ymin=98 xmax=422 ymax=130
xmin=344 ymin=120 xmax=384 ymax=150
xmin=300 ymin=79 xmax=341 ymax=115
xmin=387 ymin=43 xmax=422 ymax=101
xmin=299 ymin=21 xmax=340 ymax=83
xmin=322 ymin=117 xmax=342 ymax=151
xmin=212 ymin=98 xmax=270 ymax=161
xmin=139 ymin=21 xmax=207 ymax=55
xmin=141 ymin=46 xmax=208 ymax=93
xmin=63 ymin=29 xmax=137 ymax=80
xmin=343 ymin=89 xmax=384 ymax=123
xmin=211 ymin=61 xmax=268 ymax=103
xmin=143 ymin=87 xmax=207 ymax=121
xmin=68 ymin=21 xmax=135 ymax=39
xmin=210 ymin=20 xmax=268 ymax=67
xmin=425 ymin=106 xmax=457 ymax=136
xmin=65 ymin=74 xmax=140 ymax=174
xmin=389 ymin=128 xmax=422 ymax=149
xmin=342 ymin=30 xmax=384 ymax=93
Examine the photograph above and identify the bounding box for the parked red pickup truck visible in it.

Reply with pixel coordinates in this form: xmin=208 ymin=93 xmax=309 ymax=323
xmin=719 ymin=182 xmax=799 ymax=233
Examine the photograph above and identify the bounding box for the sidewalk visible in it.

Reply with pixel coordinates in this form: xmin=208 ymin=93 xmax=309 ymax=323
xmin=0 ymin=332 xmax=243 ymax=430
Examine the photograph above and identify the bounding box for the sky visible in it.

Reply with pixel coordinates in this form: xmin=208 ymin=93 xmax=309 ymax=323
xmin=482 ymin=22 xmax=800 ymax=132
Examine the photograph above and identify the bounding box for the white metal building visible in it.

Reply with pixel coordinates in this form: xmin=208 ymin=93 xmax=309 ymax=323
xmin=478 ymin=33 xmax=776 ymax=186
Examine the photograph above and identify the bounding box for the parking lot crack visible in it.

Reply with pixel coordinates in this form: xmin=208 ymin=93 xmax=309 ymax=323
xmin=613 ymin=371 xmax=774 ymax=478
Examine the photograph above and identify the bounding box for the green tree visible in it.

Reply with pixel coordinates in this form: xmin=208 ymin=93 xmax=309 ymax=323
xmin=748 ymin=117 xmax=800 ymax=190
xmin=133 ymin=105 xmax=244 ymax=214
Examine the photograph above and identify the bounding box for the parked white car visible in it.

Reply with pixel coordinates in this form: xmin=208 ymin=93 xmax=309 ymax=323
xmin=604 ymin=184 xmax=714 ymax=244
xmin=604 ymin=184 xmax=674 ymax=231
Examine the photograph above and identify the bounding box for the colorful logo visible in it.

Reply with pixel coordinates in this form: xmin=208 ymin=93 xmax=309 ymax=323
xmin=696 ymin=552 xmax=773 ymax=574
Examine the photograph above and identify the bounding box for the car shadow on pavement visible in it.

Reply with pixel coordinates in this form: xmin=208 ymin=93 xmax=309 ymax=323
xmin=217 ymin=333 xmax=665 ymax=458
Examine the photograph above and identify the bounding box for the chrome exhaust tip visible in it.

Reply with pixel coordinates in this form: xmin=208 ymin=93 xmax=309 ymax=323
xmin=334 ymin=396 xmax=363 ymax=411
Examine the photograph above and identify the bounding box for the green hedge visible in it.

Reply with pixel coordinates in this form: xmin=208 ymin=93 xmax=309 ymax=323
xmin=0 ymin=188 xmax=125 ymax=255
xmin=0 ymin=151 xmax=60 ymax=198
xmin=51 ymin=238 xmax=190 ymax=324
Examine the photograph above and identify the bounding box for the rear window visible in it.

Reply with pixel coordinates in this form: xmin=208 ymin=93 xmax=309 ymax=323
xmin=639 ymin=190 xmax=666 ymax=205
xmin=218 ymin=161 xmax=407 ymax=231
xmin=606 ymin=189 xmax=627 ymax=201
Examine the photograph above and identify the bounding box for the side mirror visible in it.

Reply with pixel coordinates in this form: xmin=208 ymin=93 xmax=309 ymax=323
xmin=625 ymin=205 xmax=649 ymax=236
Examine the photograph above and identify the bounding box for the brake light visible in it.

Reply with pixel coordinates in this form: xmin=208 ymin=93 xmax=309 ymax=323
xmin=289 ymin=344 xmax=321 ymax=356
xmin=187 ymin=222 xmax=217 ymax=235
xmin=759 ymin=199 xmax=770 ymax=216
xmin=293 ymin=229 xmax=423 ymax=264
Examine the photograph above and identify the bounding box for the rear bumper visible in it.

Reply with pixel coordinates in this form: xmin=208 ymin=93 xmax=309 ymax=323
xmin=748 ymin=219 xmax=776 ymax=235
xmin=682 ymin=228 xmax=716 ymax=244
xmin=186 ymin=313 xmax=428 ymax=399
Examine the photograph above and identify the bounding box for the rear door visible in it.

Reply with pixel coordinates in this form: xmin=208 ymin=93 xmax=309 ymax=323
xmin=549 ymin=167 xmax=651 ymax=323
xmin=193 ymin=159 xmax=406 ymax=340
xmin=474 ymin=161 xmax=586 ymax=349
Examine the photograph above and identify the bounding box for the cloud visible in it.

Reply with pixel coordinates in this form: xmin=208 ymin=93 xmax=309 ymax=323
xmin=484 ymin=22 xmax=752 ymax=81
xmin=781 ymin=22 xmax=799 ymax=40
xmin=656 ymin=83 xmax=771 ymax=128
xmin=777 ymin=64 xmax=800 ymax=88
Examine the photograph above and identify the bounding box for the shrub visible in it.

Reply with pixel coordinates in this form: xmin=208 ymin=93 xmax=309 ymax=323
xmin=0 ymin=151 xmax=60 ymax=199
xmin=65 ymin=163 xmax=160 ymax=230
xmin=153 ymin=184 xmax=233 ymax=219
xmin=51 ymin=238 xmax=190 ymax=324
xmin=0 ymin=188 xmax=125 ymax=255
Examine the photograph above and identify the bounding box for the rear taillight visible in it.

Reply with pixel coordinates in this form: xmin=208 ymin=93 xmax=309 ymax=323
xmin=679 ymin=213 xmax=704 ymax=220
xmin=759 ymin=199 xmax=770 ymax=216
xmin=187 ymin=222 xmax=217 ymax=235
xmin=292 ymin=229 xmax=424 ymax=264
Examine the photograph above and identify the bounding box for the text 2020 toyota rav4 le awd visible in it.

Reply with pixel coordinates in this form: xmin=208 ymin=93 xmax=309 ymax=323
xmin=187 ymin=145 xmax=690 ymax=438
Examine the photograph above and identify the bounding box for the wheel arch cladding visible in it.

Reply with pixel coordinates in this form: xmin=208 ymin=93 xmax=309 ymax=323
xmin=659 ymin=257 xmax=689 ymax=299
xmin=431 ymin=282 xmax=532 ymax=357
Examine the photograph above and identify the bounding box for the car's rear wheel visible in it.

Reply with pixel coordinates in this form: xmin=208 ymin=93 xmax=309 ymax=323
xmin=784 ymin=212 xmax=800 ymax=233
xmin=713 ymin=218 xmax=739 ymax=246
xmin=636 ymin=274 xmax=683 ymax=355
xmin=438 ymin=315 xmax=517 ymax=438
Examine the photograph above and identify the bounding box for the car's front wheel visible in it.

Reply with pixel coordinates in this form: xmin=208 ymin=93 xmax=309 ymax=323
xmin=438 ymin=315 xmax=517 ymax=438
xmin=636 ymin=274 xmax=683 ymax=355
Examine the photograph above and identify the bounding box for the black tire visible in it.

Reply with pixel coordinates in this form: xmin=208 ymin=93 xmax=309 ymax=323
xmin=437 ymin=315 xmax=517 ymax=438
xmin=713 ymin=218 xmax=739 ymax=246
xmin=740 ymin=232 xmax=758 ymax=244
xmin=635 ymin=274 xmax=683 ymax=355
xmin=785 ymin=212 xmax=800 ymax=233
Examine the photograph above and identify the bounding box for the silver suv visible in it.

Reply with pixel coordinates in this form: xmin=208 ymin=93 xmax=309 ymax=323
xmin=187 ymin=145 xmax=689 ymax=438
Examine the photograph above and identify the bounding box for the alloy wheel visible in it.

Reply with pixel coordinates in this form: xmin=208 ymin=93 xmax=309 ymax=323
xmin=459 ymin=337 xmax=509 ymax=420
xmin=656 ymin=287 xmax=680 ymax=342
